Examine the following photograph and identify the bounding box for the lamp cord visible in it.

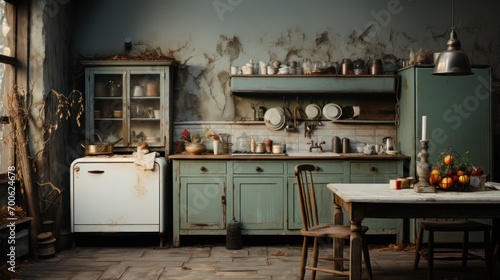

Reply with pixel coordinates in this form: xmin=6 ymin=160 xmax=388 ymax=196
xmin=451 ymin=0 xmax=454 ymax=28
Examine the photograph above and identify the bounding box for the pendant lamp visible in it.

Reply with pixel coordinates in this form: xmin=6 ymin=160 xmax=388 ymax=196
xmin=433 ymin=0 xmax=472 ymax=75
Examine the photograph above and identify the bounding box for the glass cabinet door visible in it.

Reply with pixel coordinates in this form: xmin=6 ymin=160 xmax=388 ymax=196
xmin=91 ymin=73 xmax=125 ymax=147
xmin=84 ymin=61 xmax=174 ymax=154
xmin=129 ymin=72 xmax=163 ymax=147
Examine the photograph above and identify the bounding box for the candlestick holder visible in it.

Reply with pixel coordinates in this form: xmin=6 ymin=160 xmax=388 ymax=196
xmin=414 ymin=140 xmax=436 ymax=193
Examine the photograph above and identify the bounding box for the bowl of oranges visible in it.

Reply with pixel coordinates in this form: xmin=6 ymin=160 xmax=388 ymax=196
xmin=429 ymin=147 xmax=485 ymax=192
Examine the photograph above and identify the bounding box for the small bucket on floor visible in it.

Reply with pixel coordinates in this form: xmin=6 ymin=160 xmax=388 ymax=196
xmin=226 ymin=218 xmax=242 ymax=250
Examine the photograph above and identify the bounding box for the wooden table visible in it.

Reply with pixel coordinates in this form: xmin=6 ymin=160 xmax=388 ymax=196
xmin=327 ymin=183 xmax=500 ymax=280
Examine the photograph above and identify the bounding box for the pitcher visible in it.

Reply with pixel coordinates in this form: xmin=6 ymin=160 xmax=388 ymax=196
xmin=383 ymin=136 xmax=394 ymax=151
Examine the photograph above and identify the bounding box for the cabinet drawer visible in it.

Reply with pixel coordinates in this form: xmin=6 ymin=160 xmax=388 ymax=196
xmin=350 ymin=161 xmax=397 ymax=174
xmin=287 ymin=161 xmax=343 ymax=174
xmin=233 ymin=162 xmax=284 ymax=174
xmin=179 ymin=161 xmax=227 ymax=175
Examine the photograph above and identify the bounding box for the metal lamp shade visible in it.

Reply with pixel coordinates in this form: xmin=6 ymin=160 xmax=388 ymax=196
xmin=433 ymin=29 xmax=473 ymax=76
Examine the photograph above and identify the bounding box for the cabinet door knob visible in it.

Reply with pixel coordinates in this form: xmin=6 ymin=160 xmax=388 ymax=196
xmin=255 ymin=166 xmax=262 ymax=172
xmin=314 ymin=166 xmax=320 ymax=171
xmin=370 ymin=166 xmax=378 ymax=172
xmin=200 ymin=166 xmax=207 ymax=172
xmin=221 ymin=195 xmax=226 ymax=205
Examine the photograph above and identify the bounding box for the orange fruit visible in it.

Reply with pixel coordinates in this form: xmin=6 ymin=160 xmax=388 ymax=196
xmin=458 ymin=175 xmax=470 ymax=185
xmin=456 ymin=170 xmax=465 ymax=176
xmin=429 ymin=170 xmax=441 ymax=185
xmin=440 ymin=177 xmax=453 ymax=189
xmin=443 ymin=155 xmax=455 ymax=166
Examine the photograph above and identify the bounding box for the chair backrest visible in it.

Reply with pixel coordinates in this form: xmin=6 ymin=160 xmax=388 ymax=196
xmin=294 ymin=164 xmax=320 ymax=231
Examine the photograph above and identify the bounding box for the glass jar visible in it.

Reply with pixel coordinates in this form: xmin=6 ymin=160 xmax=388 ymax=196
xmin=236 ymin=132 xmax=250 ymax=153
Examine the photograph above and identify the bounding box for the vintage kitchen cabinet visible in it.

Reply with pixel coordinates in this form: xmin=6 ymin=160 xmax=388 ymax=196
xmin=397 ymin=65 xmax=492 ymax=243
xmin=172 ymin=158 xmax=406 ymax=247
xmin=70 ymin=156 xmax=167 ymax=245
xmin=233 ymin=161 xmax=285 ymax=231
xmin=177 ymin=161 xmax=227 ymax=231
xmin=286 ymin=160 xmax=344 ymax=230
xmin=83 ymin=60 xmax=176 ymax=154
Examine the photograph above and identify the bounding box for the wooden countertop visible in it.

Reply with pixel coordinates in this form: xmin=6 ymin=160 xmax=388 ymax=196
xmin=168 ymin=153 xmax=410 ymax=160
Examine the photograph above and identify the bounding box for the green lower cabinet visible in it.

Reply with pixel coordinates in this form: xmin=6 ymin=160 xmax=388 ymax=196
xmin=349 ymin=160 xmax=405 ymax=242
xmin=287 ymin=161 xmax=344 ymax=230
xmin=172 ymin=158 xmax=407 ymax=247
xmin=349 ymin=161 xmax=401 ymax=183
xmin=233 ymin=177 xmax=284 ymax=231
xmin=179 ymin=176 xmax=226 ymax=230
xmin=287 ymin=174 xmax=343 ymax=230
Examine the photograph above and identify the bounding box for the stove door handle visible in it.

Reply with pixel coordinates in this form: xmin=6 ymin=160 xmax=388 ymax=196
xmin=88 ymin=170 xmax=105 ymax=174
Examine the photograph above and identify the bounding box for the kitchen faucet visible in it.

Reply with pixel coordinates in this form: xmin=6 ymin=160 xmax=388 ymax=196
xmin=307 ymin=140 xmax=325 ymax=152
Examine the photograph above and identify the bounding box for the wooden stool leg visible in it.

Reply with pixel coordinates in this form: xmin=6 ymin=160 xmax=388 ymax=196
xmin=428 ymin=230 xmax=434 ymax=280
xmin=462 ymin=231 xmax=469 ymax=268
xmin=484 ymin=229 xmax=493 ymax=280
xmin=414 ymin=224 xmax=424 ymax=270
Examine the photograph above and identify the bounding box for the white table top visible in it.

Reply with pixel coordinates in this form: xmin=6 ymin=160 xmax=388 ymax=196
xmin=327 ymin=183 xmax=500 ymax=204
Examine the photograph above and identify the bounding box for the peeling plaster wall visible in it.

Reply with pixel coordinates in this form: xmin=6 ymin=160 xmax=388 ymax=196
xmin=29 ymin=1 xmax=74 ymax=230
xmin=71 ymin=0 xmax=500 ymax=161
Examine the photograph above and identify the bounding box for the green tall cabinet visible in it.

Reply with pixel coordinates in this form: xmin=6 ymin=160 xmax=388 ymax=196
xmin=397 ymin=65 xmax=492 ymax=242
xmin=397 ymin=65 xmax=492 ymax=178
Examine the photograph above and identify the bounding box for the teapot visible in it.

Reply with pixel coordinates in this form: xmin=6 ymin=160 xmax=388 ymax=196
xmin=363 ymin=143 xmax=376 ymax=155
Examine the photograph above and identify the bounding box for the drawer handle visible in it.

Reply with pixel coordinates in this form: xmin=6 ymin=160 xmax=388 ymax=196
xmin=200 ymin=166 xmax=207 ymax=172
xmin=88 ymin=170 xmax=104 ymax=174
xmin=370 ymin=166 xmax=378 ymax=172
xmin=255 ymin=166 xmax=262 ymax=172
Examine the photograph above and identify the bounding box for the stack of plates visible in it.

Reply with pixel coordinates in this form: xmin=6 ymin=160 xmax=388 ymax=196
xmin=264 ymin=107 xmax=285 ymax=130
xmin=322 ymin=103 xmax=342 ymax=120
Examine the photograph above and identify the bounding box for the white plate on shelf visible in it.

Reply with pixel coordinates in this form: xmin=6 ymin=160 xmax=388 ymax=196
xmin=322 ymin=103 xmax=342 ymax=120
xmin=264 ymin=107 xmax=285 ymax=130
xmin=305 ymin=104 xmax=322 ymax=119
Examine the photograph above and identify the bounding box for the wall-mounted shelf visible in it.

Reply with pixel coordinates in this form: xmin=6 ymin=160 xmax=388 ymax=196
xmin=333 ymin=119 xmax=395 ymax=124
xmin=230 ymin=74 xmax=398 ymax=124
xmin=230 ymin=75 xmax=397 ymax=94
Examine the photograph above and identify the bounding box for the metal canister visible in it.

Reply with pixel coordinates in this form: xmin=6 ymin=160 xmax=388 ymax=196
xmin=370 ymin=59 xmax=383 ymax=75
xmin=332 ymin=136 xmax=341 ymax=153
xmin=342 ymin=137 xmax=350 ymax=153
xmin=341 ymin=58 xmax=354 ymax=75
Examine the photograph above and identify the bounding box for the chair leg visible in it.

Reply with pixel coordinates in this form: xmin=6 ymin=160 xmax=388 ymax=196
xmin=414 ymin=223 xmax=424 ymax=270
xmin=462 ymin=231 xmax=469 ymax=268
xmin=362 ymin=234 xmax=373 ymax=280
xmin=427 ymin=230 xmax=434 ymax=280
xmin=311 ymin=237 xmax=319 ymax=280
xmin=299 ymin=236 xmax=308 ymax=280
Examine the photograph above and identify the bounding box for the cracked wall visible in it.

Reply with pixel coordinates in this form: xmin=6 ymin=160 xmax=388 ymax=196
xmin=73 ymin=0 xmax=500 ymax=123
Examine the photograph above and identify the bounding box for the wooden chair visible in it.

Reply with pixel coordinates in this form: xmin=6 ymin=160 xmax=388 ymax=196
xmin=294 ymin=164 xmax=373 ymax=280
xmin=414 ymin=218 xmax=493 ymax=280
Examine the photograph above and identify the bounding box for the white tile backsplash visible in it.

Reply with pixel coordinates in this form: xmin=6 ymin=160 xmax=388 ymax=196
xmin=173 ymin=121 xmax=396 ymax=154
